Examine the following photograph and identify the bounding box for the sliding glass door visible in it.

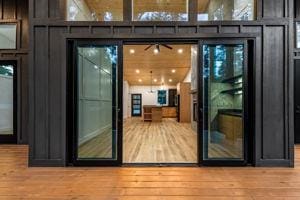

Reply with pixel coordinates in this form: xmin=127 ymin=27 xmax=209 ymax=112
xmin=0 ymin=61 xmax=17 ymax=144
xmin=71 ymin=41 xmax=122 ymax=166
xmin=200 ymin=40 xmax=248 ymax=165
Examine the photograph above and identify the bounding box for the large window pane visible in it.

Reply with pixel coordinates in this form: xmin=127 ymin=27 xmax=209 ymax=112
xmin=66 ymin=0 xmax=123 ymax=21
xmin=203 ymin=44 xmax=244 ymax=160
xmin=198 ymin=0 xmax=255 ymax=21
xmin=297 ymin=22 xmax=300 ymax=48
xmin=133 ymin=0 xmax=189 ymax=21
xmin=77 ymin=46 xmax=118 ymax=159
xmin=0 ymin=65 xmax=14 ymax=136
xmin=0 ymin=25 xmax=17 ymax=49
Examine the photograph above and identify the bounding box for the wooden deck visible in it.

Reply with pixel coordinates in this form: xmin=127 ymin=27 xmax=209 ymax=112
xmin=0 ymin=145 xmax=299 ymax=199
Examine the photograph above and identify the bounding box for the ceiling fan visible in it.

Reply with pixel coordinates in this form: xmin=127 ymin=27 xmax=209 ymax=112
xmin=144 ymin=44 xmax=173 ymax=52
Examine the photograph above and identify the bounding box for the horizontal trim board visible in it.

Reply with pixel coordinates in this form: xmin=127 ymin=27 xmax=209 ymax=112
xmin=256 ymin=159 xmax=292 ymax=167
xmin=61 ymin=33 xmax=260 ymax=39
xmin=29 ymin=159 xmax=65 ymax=167
xmin=30 ymin=19 xmax=290 ymax=27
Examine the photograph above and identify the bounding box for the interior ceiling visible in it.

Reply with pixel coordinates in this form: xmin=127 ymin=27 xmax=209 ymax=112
xmin=85 ymin=0 xmax=123 ymax=19
xmin=198 ymin=0 xmax=210 ymax=13
xmin=124 ymin=44 xmax=192 ymax=86
xmin=84 ymin=0 xmax=210 ymax=17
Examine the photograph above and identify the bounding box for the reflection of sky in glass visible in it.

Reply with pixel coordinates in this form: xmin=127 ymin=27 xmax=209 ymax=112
xmin=297 ymin=23 xmax=300 ymax=49
xmin=105 ymin=47 xmax=118 ymax=64
xmin=0 ymin=65 xmax=13 ymax=76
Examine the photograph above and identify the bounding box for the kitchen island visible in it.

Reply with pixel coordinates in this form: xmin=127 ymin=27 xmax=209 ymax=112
xmin=143 ymin=105 xmax=162 ymax=122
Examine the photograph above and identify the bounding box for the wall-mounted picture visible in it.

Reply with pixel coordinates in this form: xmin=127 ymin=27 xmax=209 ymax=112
xmin=157 ymin=90 xmax=167 ymax=105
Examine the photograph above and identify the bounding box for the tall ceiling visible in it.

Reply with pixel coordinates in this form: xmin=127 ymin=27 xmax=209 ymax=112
xmin=198 ymin=0 xmax=210 ymax=13
xmin=124 ymin=44 xmax=193 ymax=86
xmin=83 ymin=0 xmax=211 ymax=21
xmin=84 ymin=0 xmax=123 ymax=20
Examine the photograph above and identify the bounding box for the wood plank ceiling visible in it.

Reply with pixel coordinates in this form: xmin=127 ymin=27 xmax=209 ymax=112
xmin=84 ymin=0 xmax=123 ymax=20
xmin=84 ymin=0 xmax=211 ymax=20
xmin=123 ymin=44 xmax=193 ymax=86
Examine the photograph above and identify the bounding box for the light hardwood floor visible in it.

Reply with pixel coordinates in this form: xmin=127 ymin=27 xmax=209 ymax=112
xmin=123 ymin=117 xmax=197 ymax=163
xmin=79 ymin=117 xmax=242 ymax=163
xmin=78 ymin=128 xmax=112 ymax=159
xmin=0 ymin=145 xmax=299 ymax=199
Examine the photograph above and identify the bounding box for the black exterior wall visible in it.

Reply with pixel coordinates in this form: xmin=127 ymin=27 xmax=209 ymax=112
xmin=0 ymin=0 xmax=29 ymax=144
xmin=28 ymin=0 xmax=295 ymax=167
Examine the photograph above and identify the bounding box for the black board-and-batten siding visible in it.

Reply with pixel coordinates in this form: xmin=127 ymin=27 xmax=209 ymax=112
xmin=27 ymin=0 xmax=294 ymax=167
xmin=0 ymin=0 xmax=29 ymax=144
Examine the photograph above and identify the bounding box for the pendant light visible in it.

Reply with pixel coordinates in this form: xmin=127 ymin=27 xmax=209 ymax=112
xmin=149 ymin=71 xmax=156 ymax=93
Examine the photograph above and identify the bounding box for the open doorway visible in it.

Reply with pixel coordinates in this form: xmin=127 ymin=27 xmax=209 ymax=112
xmin=123 ymin=43 xmax=198 ymax=164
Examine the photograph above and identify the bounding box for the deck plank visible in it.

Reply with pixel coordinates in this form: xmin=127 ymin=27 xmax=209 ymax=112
xmin=0 ymin=145 xmax=299 ymax=199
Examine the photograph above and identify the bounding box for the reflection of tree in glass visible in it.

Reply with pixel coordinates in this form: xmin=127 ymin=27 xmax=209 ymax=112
xmin=137 ymin=12 xmax=187 ymax=21
xmin=0 ymin=65 xmax=13 ymax=76
xmin=203 ymin=45 xmax=210 ymax=78
xmin=233 ymin=45 xmax=244 ymax=76
xmin=213 ymin=45 xmax=226 ymax=80
xmin=105 ymin=47 xmax=118 ymax=64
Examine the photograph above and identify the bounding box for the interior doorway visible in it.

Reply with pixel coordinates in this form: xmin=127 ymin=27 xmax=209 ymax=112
xmin=123 ymin=43 xmax=198 ymax=164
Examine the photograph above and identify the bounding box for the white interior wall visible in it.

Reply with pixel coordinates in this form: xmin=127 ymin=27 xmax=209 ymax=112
xmin=127 ymin=85 xmax=177 ymax=117
xmin=190 ymin=45 xmax=198 ymax=131
xmin=123 ymin=81 xmax=130 ymax=119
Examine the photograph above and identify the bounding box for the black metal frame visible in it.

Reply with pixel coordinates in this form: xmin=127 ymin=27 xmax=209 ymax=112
xmin=131 ymin=93 xmax=142 ymax=117
xmin=67 ymin=40 xmax=123 ymax=166
xmin=66 ymin=37 xmax=255 ymax=167
xmin=198 ymin=39 xmax=252 ymax=166
xmin=0 ymin=60 xmax=17 ymax=144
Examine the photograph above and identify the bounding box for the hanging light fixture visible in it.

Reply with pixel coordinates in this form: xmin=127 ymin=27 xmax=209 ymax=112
xmin=148 ymin=71 xmax=156 ymax=93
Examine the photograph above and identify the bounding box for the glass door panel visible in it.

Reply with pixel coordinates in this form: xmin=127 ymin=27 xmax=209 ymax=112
xmin=73 ymin=41 xmax=121 ymax=165
xmin=0 ymin=61 xmax=16 ymax=144
xmin=201 ymin=41 xmax=247 ymax=164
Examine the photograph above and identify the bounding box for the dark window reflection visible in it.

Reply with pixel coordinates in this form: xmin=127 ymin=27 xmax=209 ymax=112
xmin=203 ymin=44 xmax=244 ymax=160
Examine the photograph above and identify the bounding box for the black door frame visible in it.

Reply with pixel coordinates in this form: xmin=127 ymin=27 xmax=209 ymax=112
xmin=131 ymin=94 xmax=142 ymax=117
xmin=67 ymin=38 xmax=254 ymax=167
xmin=295 ymin=59 xmax=300 ymax=144
xmin=67 ymin=40 xmax=123 ymax=166
xmin=198 ymin=39 xmax=252 ymax=166
xmin=0 ymin=60 xmax=17 ymax=144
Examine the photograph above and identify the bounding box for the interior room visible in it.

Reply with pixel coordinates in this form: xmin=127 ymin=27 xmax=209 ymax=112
xmin=66 ymin=0 xmax=255 ymax=22
xmin=123 ymin=44 xmax=198 ymax=164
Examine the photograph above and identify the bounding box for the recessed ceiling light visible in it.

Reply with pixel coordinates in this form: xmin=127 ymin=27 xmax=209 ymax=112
xmin=169 ymin=79 xmax=173 ymax=82
xmin=130 ymin=49 xmax=135 ymax=54
xmin=138 ymin=79 xmax=142 ymax=82
xmin=177 ymin=49 xmax=183 ymax=54
xmin=135 ymin=69 xmax=140 ymax=74
xmin=153 ymin=48 xmax=159 ymax=54
xmin=154 ymin=79 xmax=157 ymax=82
xmin=171 ymin=69 xmax=176 ymax=73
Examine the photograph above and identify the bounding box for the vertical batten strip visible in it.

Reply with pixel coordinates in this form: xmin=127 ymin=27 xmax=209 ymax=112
xmin=189 ymin=0 xmax=197 ymax=23
xmin=124 ymin=0 xmax=132 ymax=22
